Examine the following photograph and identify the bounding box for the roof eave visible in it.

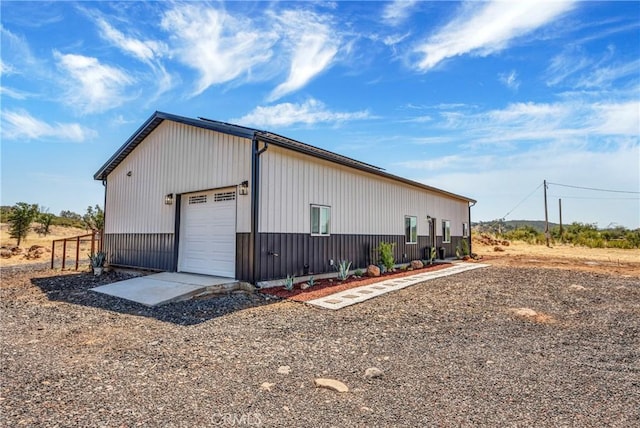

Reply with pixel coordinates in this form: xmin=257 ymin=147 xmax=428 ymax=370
xmin=93 ymin=111 xmax=257 ymax=181
xmin=255 ymin=133 xmax=475 ymax=203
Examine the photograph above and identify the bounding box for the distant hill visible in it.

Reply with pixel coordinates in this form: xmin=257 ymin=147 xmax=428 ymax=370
xmin=473 ymin=220 xmax=559 ymax=233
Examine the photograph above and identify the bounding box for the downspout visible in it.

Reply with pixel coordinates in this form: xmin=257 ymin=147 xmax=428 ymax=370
xmin=468 ymin=201 xmax=476 ymax=255
xmin=251 ymin=136 xmax=269 ymax=285
xmin=101 ymin=179 xmax=107 ymax=252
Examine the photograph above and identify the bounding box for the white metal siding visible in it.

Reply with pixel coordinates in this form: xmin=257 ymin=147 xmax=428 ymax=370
xmin=105 ymin=121 xmax=252 ymax=234
xmin=258 ymin=145 xmax=469 ymax=236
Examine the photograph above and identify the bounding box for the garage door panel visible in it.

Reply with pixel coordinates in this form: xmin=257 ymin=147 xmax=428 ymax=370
xmin=178 ymin=189 xmax=236 ymax=277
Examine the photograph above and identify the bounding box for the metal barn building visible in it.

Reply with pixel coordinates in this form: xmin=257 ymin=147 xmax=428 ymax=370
xmin=94 ymin=111 xmax=476 ymax=284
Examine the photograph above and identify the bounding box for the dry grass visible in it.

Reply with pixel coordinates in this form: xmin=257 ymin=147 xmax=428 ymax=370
xmin=0 ymin=223 xmax=94 ymax=268
xmin=473 ymin=235 xmax=640 ymax=277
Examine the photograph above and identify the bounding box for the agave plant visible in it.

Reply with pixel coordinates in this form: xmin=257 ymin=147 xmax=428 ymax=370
xmin=88 ymin=251 xmax=106 ymax=268
xmin=336 ymin=260 xmax=352 ymax=281
xmin=283 ymin=275 xmax=295 ymax=291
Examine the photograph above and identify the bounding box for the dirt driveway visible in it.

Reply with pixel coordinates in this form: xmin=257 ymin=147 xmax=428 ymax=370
xmin=1 ymin=258 xmax=638 ymax=427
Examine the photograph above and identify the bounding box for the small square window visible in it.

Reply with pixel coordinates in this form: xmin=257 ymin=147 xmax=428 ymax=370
xmin=311 ymin=205 xmax=330 ymax=236
xmin=442 ymin=220 xmax=451 ymax=243
xmin=405 ymin=216 xmax=417 ymax=244
xmin=462 ymin=222 xmax=469 ymax=238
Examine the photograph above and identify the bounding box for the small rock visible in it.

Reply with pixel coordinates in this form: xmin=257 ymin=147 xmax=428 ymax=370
xmin=366 ymin=265 xmax=381 ymax=277
xmin=0 ymin=249 xmax=11 ymax=258
xmin=148 ymin=340 xmax=161 ymax=346
xmin=410 ymin=260 xmax=424 ymax=269
xmin=314 ymin=378 xmax=349 ymax=393
xmin=300 ymin=283 xmax=310 ymax=290
xmin=364 ymin=367 xmax=383 ymax=379
xmin=277 ymin=365 xmax=291 ymax=375
xmin=360 ymin=406 xmax=373 ymax=412
xmin=494 ymin=246 xmax=505 ymax=252
xmin=260 ymin=382 xmax=275 ymax=391
xmin=512 ymin=308 xmax=537 ymax=317
xmin=569 ymin=284 xmax=586 ymax=291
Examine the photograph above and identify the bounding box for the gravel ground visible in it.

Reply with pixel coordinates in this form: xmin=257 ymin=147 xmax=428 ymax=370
xmin=1 ymin=265 xmax=638 ymax=427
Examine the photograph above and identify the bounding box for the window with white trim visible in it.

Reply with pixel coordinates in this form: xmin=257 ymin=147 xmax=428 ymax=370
xmin=442 ymin=220 xmax=451 ymax=243
xmin=405 ymin=216 xmax=417 ymax=244
xmin=311 ymin=205 xmax=330 ymax=236
xmin=462 ymin=222 xmax=469 ymax=238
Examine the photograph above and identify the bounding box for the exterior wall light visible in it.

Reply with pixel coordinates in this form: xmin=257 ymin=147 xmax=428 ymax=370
xmin=239 ymin=180 xmax=249 ymax=195
xmin=164 ymin=193 xmax=174 ymax=205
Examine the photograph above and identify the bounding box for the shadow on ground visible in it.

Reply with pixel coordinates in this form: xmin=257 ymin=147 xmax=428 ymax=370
xmin=30 ymin=270 xmax=275 ymax=326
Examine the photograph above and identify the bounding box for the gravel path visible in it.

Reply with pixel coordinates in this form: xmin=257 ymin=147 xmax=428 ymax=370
xmin=1 ymin=265 xmax=638 ymax=427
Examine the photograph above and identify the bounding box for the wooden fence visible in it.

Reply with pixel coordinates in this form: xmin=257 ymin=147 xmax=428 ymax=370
xmin=51 ymin=231 xmax=102 ymax=270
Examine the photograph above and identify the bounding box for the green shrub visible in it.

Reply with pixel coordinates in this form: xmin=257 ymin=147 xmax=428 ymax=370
xmin=376 ymin=242 xmax=395 ymax=272
xmin=461 ymin=238 xmax=470 ymax=256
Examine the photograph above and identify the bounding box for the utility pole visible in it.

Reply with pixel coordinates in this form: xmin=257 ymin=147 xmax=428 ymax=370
xmin=558 ymin=198 xmax=563 ymax=243
xmin=543 ymin=180 xmax=550 ymax=247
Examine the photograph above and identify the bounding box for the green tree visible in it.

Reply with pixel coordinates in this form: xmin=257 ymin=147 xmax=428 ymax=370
xmin=0 ymin=205 xmax=14 ymax=223
xmin=55 ymin=210 xmax=83 ymax=228
xmin=8 ymin=202 xmax=39 ymax=246
xmin=36 ymin=212 xmax=55 ymax=236
xmin=82 ymin=205 xmax=104 ymax=231
xmin=59 ymin=210 xmax=82 ymax=220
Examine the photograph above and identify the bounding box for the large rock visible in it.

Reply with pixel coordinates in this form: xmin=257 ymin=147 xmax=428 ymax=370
xmin=0 ymin=249 xmax=12 ymax=259
xmin=410 ymin=260 xmax=424 ymax=269
xmin=314 ymin=378 xmax=349 ymax=393
xmin=366 ymin=265 xmax=380 ymax=277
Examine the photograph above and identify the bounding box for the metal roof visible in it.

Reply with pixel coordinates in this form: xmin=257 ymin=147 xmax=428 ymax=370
xmin=94 ymin=111 xmax=475 ymax=203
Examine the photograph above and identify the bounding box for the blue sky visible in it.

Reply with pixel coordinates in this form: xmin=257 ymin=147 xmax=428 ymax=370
xmin=1 ymin=1 xmax=639 ymax=228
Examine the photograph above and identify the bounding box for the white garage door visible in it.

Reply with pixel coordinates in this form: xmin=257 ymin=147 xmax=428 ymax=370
xmin=178 ymin=189 xmax=236 ymax=277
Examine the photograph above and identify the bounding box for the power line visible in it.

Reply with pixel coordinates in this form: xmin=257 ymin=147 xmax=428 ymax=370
xmin=548 ymin=195 xmax=640 ymax=200
xmin=502 ymin=182 xmax=543 ymax=219
xmin=547 ymin=181 xmax=640 ymax=194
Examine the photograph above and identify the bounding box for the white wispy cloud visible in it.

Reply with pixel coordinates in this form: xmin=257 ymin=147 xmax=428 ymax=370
xmin=94 ymin=16 xmax=172 ymax=96
xmin=414 ymin=0 xmax=575 ymax=71
xmin=546 ymin=44 xmax=638 ymax=89
xmin=422 ymin=97 xmax=639 ymax=151
xmin=402 ymin=141 xmax=638 ymax=227
xmin=54 ymin=51 xmax=134 ymax=114
xmin=396 ymin=154 xmax=462 ymax=171
xmin=232 ymin=98 xmax=370 ymax=127
xmin=0 ymin=25 xmax=37 ymax=73
xmin=0 ymin=60 xmax=16 ymax=76
xmin=267 ymin=10 xmax=340 ymax=102
xmin=95 ymin=17 xmax=167 ymax=63
xmin=161 ymin=4 xmax=277 ymax=96
xmin=499 ymin=70 xmax=520 ymax=90
xmin=382 ymin=0 xmax=418 ymax=26
xmin=1 ymin=110 xmax=96 ymax=142
xmin=0 ymin=86 xmax=32 ymax=100
xmin=574 ymin=59 xmax=640 ymax=89
xmin=591 ymin=101 xmax=640 ymax=136
xmin=545 ymin=46 xmax=592 ymax=86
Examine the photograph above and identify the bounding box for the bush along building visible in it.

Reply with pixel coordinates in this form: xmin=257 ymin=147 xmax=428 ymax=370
xmin=94 ymin=111 xmax=476 ymax=284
